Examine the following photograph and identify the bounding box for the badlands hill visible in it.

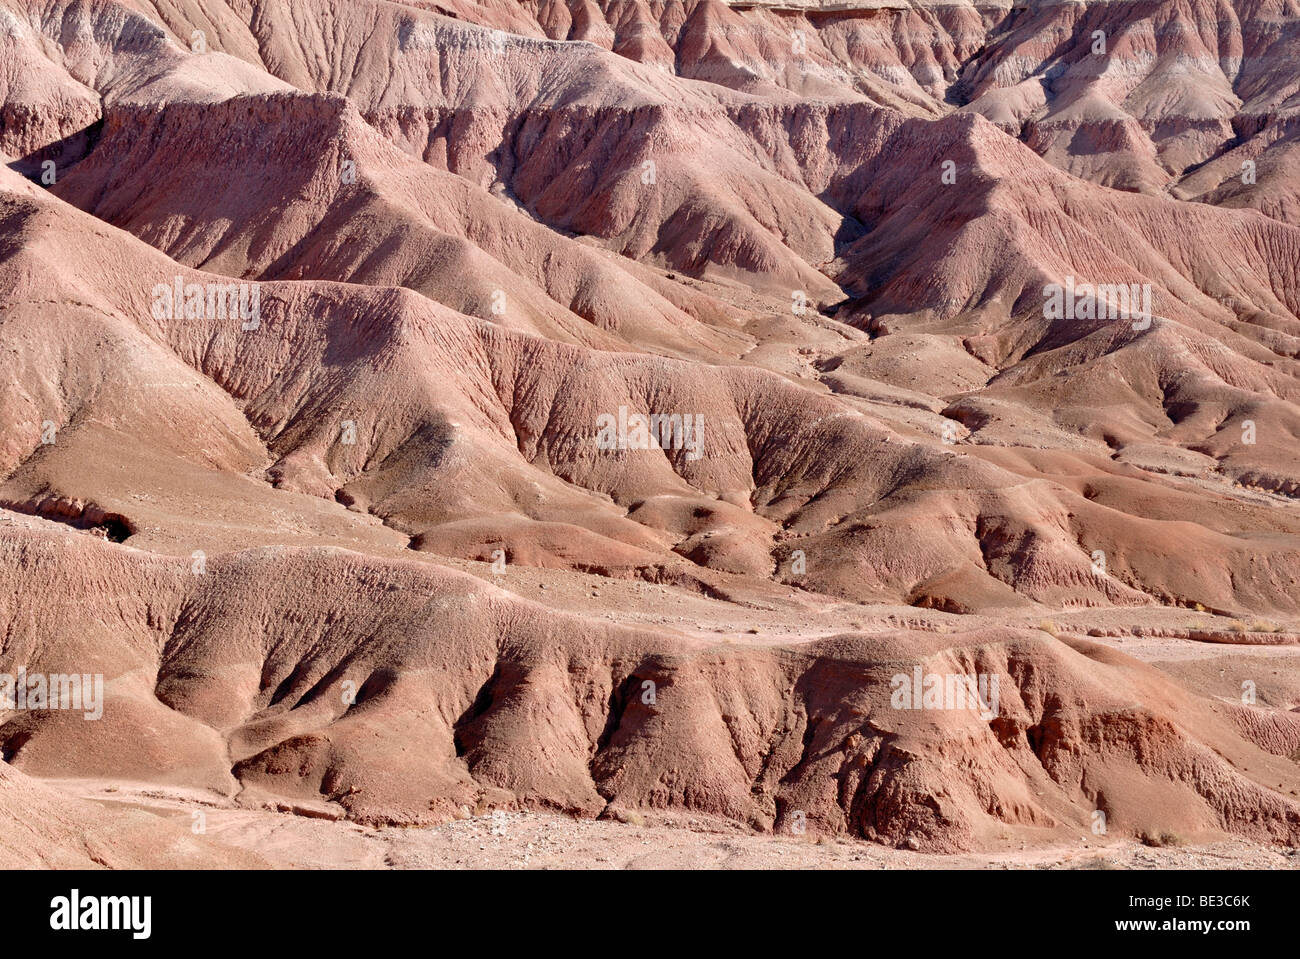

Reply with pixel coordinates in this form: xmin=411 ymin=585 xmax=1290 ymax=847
xmin=1 ymin=0 xmax=1299 ymax=864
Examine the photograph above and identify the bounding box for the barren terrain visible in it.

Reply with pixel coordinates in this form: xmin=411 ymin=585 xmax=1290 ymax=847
xmin=2 ymin=0 xmax=1299 ymax=869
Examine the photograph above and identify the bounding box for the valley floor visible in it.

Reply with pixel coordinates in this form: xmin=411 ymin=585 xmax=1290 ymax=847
xmin=51 ymin=778 xmax=1300 ymax=871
